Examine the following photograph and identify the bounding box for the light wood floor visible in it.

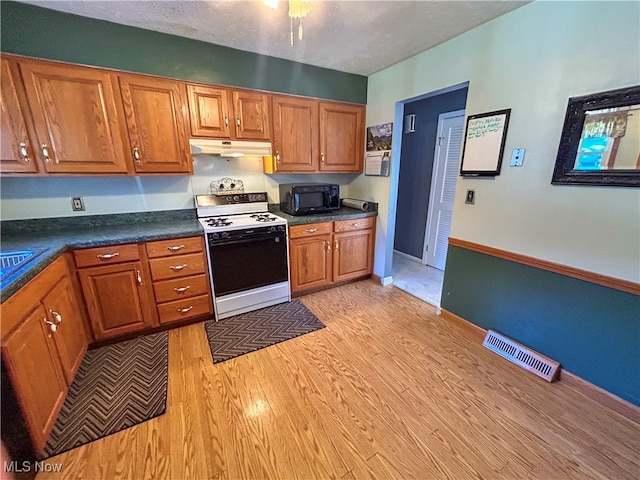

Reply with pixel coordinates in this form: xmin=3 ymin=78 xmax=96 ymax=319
xmin=37 ymin=280 xmax=639 ymax=479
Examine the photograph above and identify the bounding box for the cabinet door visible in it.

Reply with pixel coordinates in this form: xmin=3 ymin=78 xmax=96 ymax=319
xmin=187 ymin=84 xmax=232 ymax=138
xmin=19 ymin=59 xmax=130 ymax=174
xmin=78 ymin=261 xmax=158 ymax=340
xmin=119 ymin=75 xmax=192 ymax=174
xmin=232 ymin=90 xmax=271 ymax=140
xmin=0 ymin=58 xmax=38 ymax=174
xmin=333 ymin=229 xmax=374 ymax=282
xmin=2 ymin=304 xmax=67 ymax=454
xmin=319 ymin=102 xmax=365 ymax=173
xmin=272 ymin=95 xmax=318 ymax=172
xmin=43 ymin=275 xmax=88 ymax=385
xmin=289 ymin=234 xmax=333 ymax=294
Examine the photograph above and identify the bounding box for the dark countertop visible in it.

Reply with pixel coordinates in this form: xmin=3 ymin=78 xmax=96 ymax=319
xmin=1 ymin=210 xmax=202 ymax=303
xmin=0 ymin=206 xmax=378 ymax=303
xmin=270 ymin=206 xmax=378 ymax=226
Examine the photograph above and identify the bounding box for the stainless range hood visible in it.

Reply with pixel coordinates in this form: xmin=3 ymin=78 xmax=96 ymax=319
xmin=189 ymin=139 xmax=272 ymax=158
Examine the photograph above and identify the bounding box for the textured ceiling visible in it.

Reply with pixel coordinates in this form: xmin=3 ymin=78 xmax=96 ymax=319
xmin=18 ymin=0 xmax=530 ymax=76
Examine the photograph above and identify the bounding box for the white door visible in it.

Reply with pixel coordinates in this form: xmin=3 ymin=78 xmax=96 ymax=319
xmin=424 ymin=111 xmax=465 ymax=270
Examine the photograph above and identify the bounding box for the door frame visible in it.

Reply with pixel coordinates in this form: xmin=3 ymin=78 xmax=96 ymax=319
xmin=422 ymin=109 xmax=466 ymax=265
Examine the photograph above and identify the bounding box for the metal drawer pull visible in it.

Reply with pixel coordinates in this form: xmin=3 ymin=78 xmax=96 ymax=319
xmin=306 ymin=228 xmax=317 ymax=233
xmin=170 ymin=264 xmax=188 ymax=271
xmin=335 ymin=240 xmax=339 ymax=250
xmin=50 ymin=310 xmax=62 ymax=324
xmin=174 ymin=286 xmax=191 ymax=293
xmin=167 ymin=245 xmax=185 ymax=252
xmin=326 ymin=241 xmax=331 ymax=252
xmin=224 ymin=115 xmax=229 ymax=127
xmin=321 ymin=152 xmax=325 ymax=164
xmin=236 ymin=116 xmax=241 ymax=127
xmin=44 ymin=319 xmax=57 ymax=334
xmin=19 ymin=141 xmax=30 ymax=163
xmin=136 ymin=270 xmax=143 ymax=285
xmin=97 ymin=252 xmax=120 ymax=260
xmin=178 ymin=306 xmax=194 ymax=314
xmin=351 ymin=223 xmax=359 ymax=227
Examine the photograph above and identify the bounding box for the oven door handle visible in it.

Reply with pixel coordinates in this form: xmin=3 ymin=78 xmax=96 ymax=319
xmin=209 ymin=235 xmax=285 ymax=247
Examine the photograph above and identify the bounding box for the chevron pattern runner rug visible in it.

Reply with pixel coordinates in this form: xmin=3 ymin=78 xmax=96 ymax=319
xmin=43 ymin=331 xmax=169 ymax=458
xmin=205 ymin=299 xmax=325 ymax=363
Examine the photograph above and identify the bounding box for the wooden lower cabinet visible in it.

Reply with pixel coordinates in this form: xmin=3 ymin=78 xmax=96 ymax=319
xmin=75 ymin=243 xmax=158 ymax=340
xmin=289 ymin=217 xmax=375 ymax=295
xmin=0 ymin=254 xmax=88 ymax=454
xmin=146 ymin=236 xmax=213 ymax=325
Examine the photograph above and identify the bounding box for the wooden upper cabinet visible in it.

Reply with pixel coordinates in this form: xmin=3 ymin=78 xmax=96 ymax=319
xmin=187 ymin=84 xmax=232 ymax=138
xmin=232 ymin=90 xmax=271 ymax=140
xmin=0 ymin=58 xmax=39 ymax=174
xmin=187 ymin=84 xmax=270 ymax=141
xmin=272 ymin=95 xmax=318 ymax=172
xmin=18 ymin=58 xmax=130 ymax=174
xmin=319 ymin=102 xmax=365 ymax=173
xmin=119 ymin=74 xmax=192 ymax=174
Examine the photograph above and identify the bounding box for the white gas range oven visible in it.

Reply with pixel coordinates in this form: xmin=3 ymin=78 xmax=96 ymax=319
xmin=195 ymin=192 xmax=291 ymax=320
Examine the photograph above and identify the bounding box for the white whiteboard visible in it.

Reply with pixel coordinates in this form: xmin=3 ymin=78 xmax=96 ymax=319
xmin=460 ymin=109 xmax=511 ymax=176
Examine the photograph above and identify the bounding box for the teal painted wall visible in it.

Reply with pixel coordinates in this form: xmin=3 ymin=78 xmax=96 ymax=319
xmin=0 ymin=1 xmax=367 ymax=104
xmin=441 ymin=246 xmax=640 ymax=406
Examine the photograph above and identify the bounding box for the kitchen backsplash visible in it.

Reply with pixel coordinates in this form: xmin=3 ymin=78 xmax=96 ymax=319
xmin=0 ymin=156 xmax=358 ymax=221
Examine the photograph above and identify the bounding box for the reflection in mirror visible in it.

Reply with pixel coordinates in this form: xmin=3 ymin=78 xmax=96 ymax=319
xmin=574 ymin=104 xmax=640 ymax=171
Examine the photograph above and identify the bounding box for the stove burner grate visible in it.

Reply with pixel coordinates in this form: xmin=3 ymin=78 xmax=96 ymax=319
xmin=251 ymin=214 xmax=276 ymax=222
xmin=206 ymin=218 xmax=233 ymax=227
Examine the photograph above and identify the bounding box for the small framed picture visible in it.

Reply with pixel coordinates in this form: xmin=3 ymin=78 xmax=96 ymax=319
xmin=460 ymin=109 xmax=511 ymax=176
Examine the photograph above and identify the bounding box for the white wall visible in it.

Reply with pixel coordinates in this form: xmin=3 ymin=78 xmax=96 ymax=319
xmin=0 ymin=157 xmax=355 ymax=220
xmin=351 ymin=0 xmax=640 ymax=283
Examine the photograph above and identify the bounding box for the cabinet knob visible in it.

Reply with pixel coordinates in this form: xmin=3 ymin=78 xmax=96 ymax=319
xmin=41 ymin=143 xmax=52 ymax=163
xmin=19 ymin=141 xmax=30 ymax=163
xmin=170 ymin=264 xmax=188 ymax=271
xmin=178 ymin=305 xmax=194 ymax=314
xmin=132 ymin=146 xmax=141 ymax=164
xmin=44 ymin=319 xmax=57 ymax=334
xmin=50 ymin=310 xmax=62 ymax=324
xmin=96 ymin=252 xmax=120 ymax=260
xmin=167 ymin=245 xmax=185 ymax=252
xmin=351 ymin=223 xmax=359 ymax=227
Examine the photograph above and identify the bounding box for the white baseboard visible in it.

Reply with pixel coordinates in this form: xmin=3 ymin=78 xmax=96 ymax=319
xmin=380 ymin=276 xmax=393 ymax=286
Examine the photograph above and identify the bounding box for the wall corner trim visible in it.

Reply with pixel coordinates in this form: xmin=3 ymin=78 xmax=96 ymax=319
xmin=448 ymin=237 xmax=640 ymax=296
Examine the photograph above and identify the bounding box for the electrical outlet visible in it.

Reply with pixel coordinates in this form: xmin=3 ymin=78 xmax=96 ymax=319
xmin=71 ymin=197 xmax=85 ymax=212
xmin=465 ymin=189 xmax=475 ymax=204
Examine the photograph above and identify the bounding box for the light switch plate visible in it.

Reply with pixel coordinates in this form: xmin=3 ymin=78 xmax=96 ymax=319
xmin=465 ymin=189 xmax=475 ymax=204
xmin=510 ymin=148 xmax=525 ymax=166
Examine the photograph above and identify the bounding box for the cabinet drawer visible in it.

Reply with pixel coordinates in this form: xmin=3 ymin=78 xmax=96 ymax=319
xmin=74 ymin=244 xmax=140 ymax=268
xmin=153 ymin=274 xmax=210 ymax=303
xmin=333 ymin=216 xmax=375 ymax=233
xmin=289 ymin=222 xmax=332 ymax=239
xmin=148 ymin=253 xmax=206 ymax=281
xmin=146 ymin=236 xmax=204 ymax=258
xmin=157 ymin=294 xmax=213 ymax=324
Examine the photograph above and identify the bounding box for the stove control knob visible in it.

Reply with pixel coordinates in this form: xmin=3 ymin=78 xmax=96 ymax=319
xmin=278 ymin=225 xmax=286 ymax=232
xmin=233 ymin=195 xmax=239 ymax=202
xmin=269 ymin=226 xmax=276 ymax=232
xmin=211 ymin=233 xmax=220 ymax=240
xmin=221 ymin=232 xmax=230 ymax=239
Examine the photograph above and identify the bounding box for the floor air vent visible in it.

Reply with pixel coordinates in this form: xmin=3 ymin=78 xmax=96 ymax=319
xmin=482 ymin=330 xmax=560 ymax=382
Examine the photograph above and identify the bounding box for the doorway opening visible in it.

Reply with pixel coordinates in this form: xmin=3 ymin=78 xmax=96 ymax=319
xmin=391 ymin=85 xmax=468 ymax=307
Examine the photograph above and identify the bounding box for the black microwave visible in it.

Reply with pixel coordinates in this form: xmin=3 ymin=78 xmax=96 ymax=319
xmin=279 ymin=183 xmax=340 ymax=216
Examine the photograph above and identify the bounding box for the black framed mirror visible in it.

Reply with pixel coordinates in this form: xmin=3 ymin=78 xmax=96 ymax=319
xmin=552 ymin=85 xmax=640 ymax=187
